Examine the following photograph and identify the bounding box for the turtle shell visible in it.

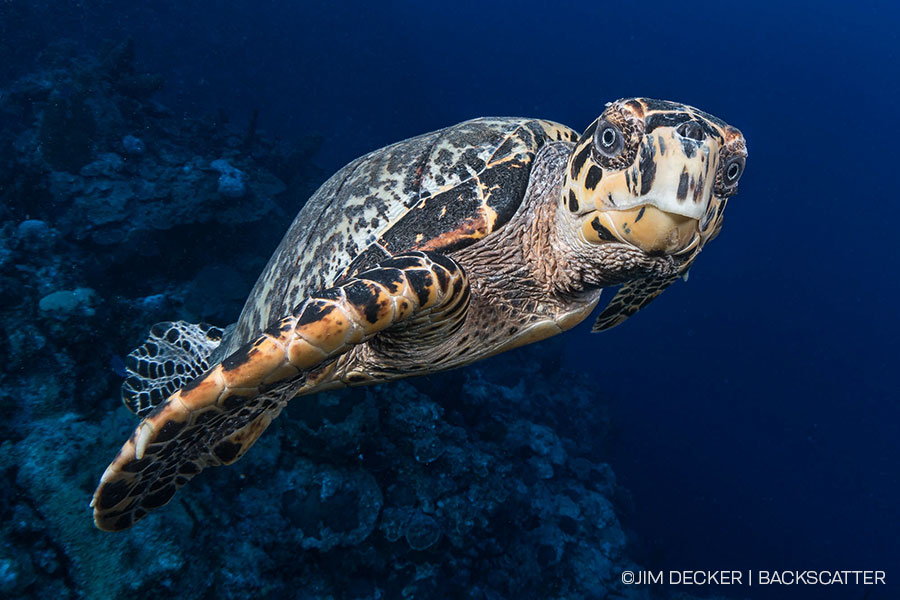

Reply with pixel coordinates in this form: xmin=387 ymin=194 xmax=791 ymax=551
xmin=220 ymin=117 xmax=578 ymax=356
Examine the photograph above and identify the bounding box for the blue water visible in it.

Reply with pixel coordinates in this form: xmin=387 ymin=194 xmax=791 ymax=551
xmin=2 ymin=1 xmax=897 ymax=598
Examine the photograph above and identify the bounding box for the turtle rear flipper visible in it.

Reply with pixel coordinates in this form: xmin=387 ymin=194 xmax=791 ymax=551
xmin=122 ymin=321 xmax=225 ymax=417
xmin=92 ymin=251 xmax=469 ymax=531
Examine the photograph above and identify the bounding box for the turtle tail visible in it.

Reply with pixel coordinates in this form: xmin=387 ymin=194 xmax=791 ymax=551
xmin=121 ymin=321 xmax=225 ymax=417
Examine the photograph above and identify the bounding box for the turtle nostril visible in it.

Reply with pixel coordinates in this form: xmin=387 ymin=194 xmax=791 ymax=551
xmin=676 ymin=121 xmax=705 ymax=142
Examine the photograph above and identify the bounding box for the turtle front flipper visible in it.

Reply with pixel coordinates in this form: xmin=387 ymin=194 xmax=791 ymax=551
xmin=591 ymin=273 xmax=680 ymax=332
xmin=92 ymin=251 xmax=469 ymax=531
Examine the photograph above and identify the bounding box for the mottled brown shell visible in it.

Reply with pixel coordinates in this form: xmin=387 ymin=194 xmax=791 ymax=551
xmin=218 ymin=117 xmax=578 ymax=357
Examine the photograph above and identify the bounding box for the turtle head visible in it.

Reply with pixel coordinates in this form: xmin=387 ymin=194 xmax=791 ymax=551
xmin=564 ymin=98 xmax=747 ymax=259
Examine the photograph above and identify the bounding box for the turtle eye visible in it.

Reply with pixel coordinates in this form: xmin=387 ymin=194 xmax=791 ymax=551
xmin=723 ymin=157 xmax=745 ymax=185
xmin=594 ymin=121 xmax=624 ymax=157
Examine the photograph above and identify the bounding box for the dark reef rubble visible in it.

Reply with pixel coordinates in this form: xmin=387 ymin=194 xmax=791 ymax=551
xmin=0 ymin=43 xmax=726 ymax=600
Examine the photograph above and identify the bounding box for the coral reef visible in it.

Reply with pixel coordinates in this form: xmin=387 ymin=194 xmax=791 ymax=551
xmin=0 ymin=40 xmax=320 ymax=427
xmin=0 ymin=354 xmax=649 ymax=599
xmin=0 ymin=42 xmax=713 ymax=600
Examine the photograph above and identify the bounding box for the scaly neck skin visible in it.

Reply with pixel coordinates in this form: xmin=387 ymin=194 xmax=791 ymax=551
xmin=453 ymin=142 xmax=681 ymax=316
xmin=339 ymin=142 xmax=685 ymax=381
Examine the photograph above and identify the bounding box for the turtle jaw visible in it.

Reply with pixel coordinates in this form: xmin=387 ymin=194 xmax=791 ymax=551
xmin=587 ymin=205 xmax=699 ymax=255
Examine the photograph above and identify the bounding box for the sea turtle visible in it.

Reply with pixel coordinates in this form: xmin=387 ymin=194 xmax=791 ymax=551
xmin=92 ymin=98 xmax=747 ymax=531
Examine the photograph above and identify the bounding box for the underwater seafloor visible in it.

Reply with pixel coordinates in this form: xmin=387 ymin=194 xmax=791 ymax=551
xmin=0 ymin=42 xmax=739 ymax=600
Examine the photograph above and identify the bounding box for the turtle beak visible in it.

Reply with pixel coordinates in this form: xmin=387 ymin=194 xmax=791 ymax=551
xmin=592 ymin=126 xmax=720 ymax=255
xmin=592 ymin=205 xmax=699 ymax=255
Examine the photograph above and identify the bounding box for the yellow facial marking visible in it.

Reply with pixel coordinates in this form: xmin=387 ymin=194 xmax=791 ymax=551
xmin=566 ymin=98 xmax=745 ymax=257
xmin=586 ymin=206 xmax=698 ymax=254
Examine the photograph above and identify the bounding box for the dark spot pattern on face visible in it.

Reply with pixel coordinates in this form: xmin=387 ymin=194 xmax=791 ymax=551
xmin=590 ymin=217 xmax=618 ymax=241
xmin=297 ymin=302 xmax=336 ymax=327
xmin=570 ymin=144 xmax=591 ymax=180
xmin=677 ymin=168 xmax=690 ymax=200
xmin=680 ymin=138 xmax=697 ymax=158
xmin=635 ymin=206 xmax=646 ymax=223
xmin=584 ymin=166 xmax=603 ymax=191
xmin=638 ymin=144 xmax=656 ymax=195
xmin=568 ymin=189 xmax=579 ymax=212
xmin=693 ymin=175 xmax=705 ymax=202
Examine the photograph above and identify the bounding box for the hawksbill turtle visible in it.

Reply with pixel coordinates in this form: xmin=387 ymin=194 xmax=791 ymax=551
xmin=92 ymin=98 xmax=747 ymax=531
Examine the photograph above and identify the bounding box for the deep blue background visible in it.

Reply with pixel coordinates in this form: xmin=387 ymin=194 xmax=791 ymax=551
xmin=3 ymin=1 xmax=898 ymax=597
